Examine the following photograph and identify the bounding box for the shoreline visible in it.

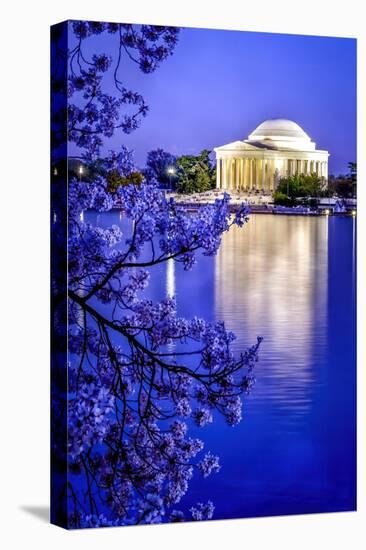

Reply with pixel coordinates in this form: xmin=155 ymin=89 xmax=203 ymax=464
xmin=108 ymin=201 xmax=356 ymax=217
xmin=177 ymin=202 xmax=356 ymax=216
xmin=108 ymin=205 xmax=356 ymax=217
xmin=163 ymin=191 xmax=357 ymax=217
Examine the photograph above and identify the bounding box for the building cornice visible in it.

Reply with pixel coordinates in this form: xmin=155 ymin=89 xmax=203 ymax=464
xmin=215 ymin=149 xmax=329 ymax=159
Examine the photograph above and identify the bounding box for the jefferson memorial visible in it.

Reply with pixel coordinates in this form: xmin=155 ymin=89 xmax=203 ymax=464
xmin=214 ymin=119 xmax=329 ymax=193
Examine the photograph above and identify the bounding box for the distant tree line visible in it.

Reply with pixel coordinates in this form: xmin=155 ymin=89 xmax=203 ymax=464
xmin=274 ymin=162 xmax=357 ymax=206
xmin=67 ymin=154 xmax=357 ymax=202
xmin=145 ymin=148 xmax=216 ymax=193
xmin=273 ymin=173 xmax=325 ymax=206
xmin=327 ymin=162 xmax=357 ymax=198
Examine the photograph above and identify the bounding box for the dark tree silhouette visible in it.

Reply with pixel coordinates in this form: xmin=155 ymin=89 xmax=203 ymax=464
xmin=145 ymin=149 xmax=177 ymax=187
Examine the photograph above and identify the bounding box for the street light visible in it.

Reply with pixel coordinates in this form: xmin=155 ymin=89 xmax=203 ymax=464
xmin=79 ymin=164 xmax=84 ymax=182
xmin=167 ymin=166 xmax=176 ymax=193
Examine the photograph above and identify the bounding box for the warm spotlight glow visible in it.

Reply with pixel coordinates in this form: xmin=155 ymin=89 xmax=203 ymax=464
xmin=79 ymin=165 xmax=84 ymax=175
xmin=324 ymin=209 xmax=330 ymax=216
xmin=167 ymin=166 xmax=176 ymax=176
xmin=166 ymin=257 xmax=175 ymax=298
xmin=352 ymin=210 xmax=356 ymax=217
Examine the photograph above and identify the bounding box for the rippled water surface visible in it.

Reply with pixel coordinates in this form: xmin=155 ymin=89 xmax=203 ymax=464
xmin=88 ymin=212 xmax=356 ymax=519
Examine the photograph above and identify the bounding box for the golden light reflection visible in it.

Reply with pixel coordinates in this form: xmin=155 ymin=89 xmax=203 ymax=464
xmin=215 ymin=215 xmax=328 ymax=419
xmin=166 ymin=257 xmax=175 ymax=299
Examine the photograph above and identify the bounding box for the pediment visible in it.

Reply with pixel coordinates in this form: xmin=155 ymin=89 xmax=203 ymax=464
xmin=214 ymin=140 xmax=261 ymax=152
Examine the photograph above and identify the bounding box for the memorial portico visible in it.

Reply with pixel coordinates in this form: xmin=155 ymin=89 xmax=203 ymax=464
xmin=214 ymin=119 xmax=329 ymax=193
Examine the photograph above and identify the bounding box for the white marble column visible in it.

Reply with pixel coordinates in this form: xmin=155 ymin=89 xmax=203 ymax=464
xmin=228 ymin=159 xmax=232 ymax=191
xmin=222 ymin=159 xmax=227 ymax=190
xmin=283 ymin=159 xmax=288 ymax=177
xmin=261 ymin=159 xmax=266 ymax=192
xmin=239 ymin=158 xmax=243 ymax=191
xmin=274 ymin=167 xmax=280 ymax=190
xmin=216 ymin=158 xmax=221 ymax=189
xmin=255 ymin=159 xmax=260 ymax=191
xmin=249 ymin=159 xmax=253 ymax=191
xmin=291 ymin=159 xmax=296 ymax=176
xmin=246 ymin=159 xmax=249 ymax=190
xmin=235 ymin=159 xmax=240 ymax=192
xmin=254 ymin=159 xmax=258 ymax=191
xmin=269 ymin=159 xmax=275 ymax=192
xmin=267 ymin=160 xmax=271 ymax=191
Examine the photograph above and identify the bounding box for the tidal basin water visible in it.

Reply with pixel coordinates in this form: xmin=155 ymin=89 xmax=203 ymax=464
xmin=87 ymin=212 xmax=356 ymax=519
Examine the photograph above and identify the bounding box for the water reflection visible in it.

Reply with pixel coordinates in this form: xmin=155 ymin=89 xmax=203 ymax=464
xmin=215 ymin=216 xmax=328 ymax=430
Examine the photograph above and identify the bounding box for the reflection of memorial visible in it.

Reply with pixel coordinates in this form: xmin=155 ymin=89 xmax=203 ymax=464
xmin=166 ymin=257 xmax=175 ymax=298
xmin=215 ymin=216 xmax=328 ymax=422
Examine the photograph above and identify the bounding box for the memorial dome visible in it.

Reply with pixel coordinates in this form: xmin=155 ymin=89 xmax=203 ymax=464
xmin=247 ymin=119 xmax=315 ymax=151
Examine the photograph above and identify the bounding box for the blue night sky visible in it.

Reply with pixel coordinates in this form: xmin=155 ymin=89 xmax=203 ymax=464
xmin=71 ymin=25 xmax=357 ymax=175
